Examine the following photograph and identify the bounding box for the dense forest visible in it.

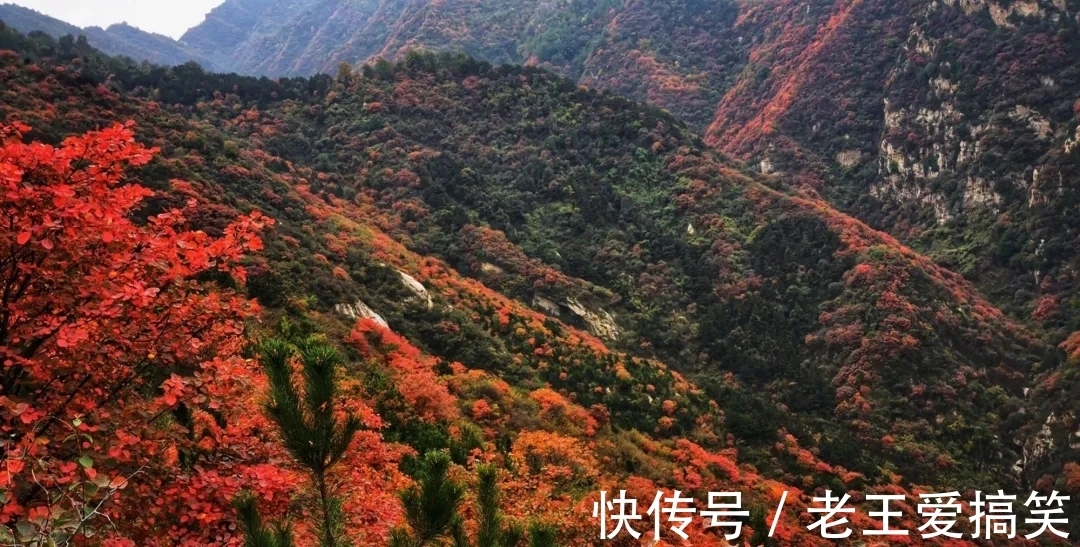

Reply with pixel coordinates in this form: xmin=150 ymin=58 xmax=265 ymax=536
xmin=7 ymin=0 xmax=1079 ymax=347
xmin=0 ymin=6 xmax=1078 ymax=546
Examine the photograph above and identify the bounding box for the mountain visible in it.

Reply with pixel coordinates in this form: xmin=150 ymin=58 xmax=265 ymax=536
xmin=0 ymin=21 xmax=1071 ymax=542
xmin=168 ymin=0 xmax=1080 ymax=345
xmin=166 ymin=0 xmax=1080 ymax=491
xmin=176 ymin=0 xmax=600 ymax=77
xmin=703 ymin=0 xmax=1080 ymax=333
xmin=169 ymin=0 xmax=1080 ymax=329
xmin=0 ymin=3 xmax=219 ymax=69
xmin=688 ymin=2 xmax=1080 ymax=488
xmin=265 ymin=53 xmax=1049 ymax=492
xmin=172 ymin=0 xmax=752 ymax=126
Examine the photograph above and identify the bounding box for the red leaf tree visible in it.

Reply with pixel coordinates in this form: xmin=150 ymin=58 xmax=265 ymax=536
xmin=0 ymin=121 xmax=271 ymax=543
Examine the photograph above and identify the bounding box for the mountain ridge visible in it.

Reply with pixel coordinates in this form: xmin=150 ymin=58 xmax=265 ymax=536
xmin=2 ymin=5 xmax=1080 ymax=543
xmin=0 ymin=27 xmax=923 ymax=543
xmin=0 ymin=2 xmax=220 ymax=69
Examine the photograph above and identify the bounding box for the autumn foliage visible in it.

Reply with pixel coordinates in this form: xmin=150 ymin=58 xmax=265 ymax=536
xmin=0 ymin=18 xmax=1075 ymax=544
xmin=0 ymin=122 xmax=272 ymax=543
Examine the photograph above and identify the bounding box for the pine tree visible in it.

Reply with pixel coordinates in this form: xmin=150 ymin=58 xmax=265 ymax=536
xmin=748 ymin=504 xmax=775 ymax=547
xmin=526 ymin=523 xmax=557 ymax=547
xmin=390 ymin=451 xmax=467 ymax=547
xmin=470 ymin=464 xmax=524 ymax=547
xmin=390 ymin=452 xmax=560 ymax=547
xmin=449 ymin=423 xmax=486 ymax=465
xmin=233 ymin=492 xmax=295 ymax=547
xmin=258 ymin=337 xmax=362 ymax=547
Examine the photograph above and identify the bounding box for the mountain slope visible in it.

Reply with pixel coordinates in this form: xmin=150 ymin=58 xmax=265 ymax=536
xmin=177 ymin=0 xmax=601 ymax=77
xmin=5 ymin=26 xmax=1042 ymax=545
xmin=179 ymin=1 xmax=1080 ymax=489
xmin=174 ymin=0 xmax=754 ymax=127
xmin=0 ymin=28 xmax=755 ymax=545
xmin=703 ymin=0 xmax=1080 ymax=336
xmin=4 ymin=15 xmax=1080 ymax=542
xmin=45 ymin=41 xmax=1048 ymax=491
xmin=166 ymin=0 xmax=1080 ymax=346
xmin=100 ymin=7 xmax=1072 ymax=488
xmin=0 ymin=3 xmax=218 ymax=69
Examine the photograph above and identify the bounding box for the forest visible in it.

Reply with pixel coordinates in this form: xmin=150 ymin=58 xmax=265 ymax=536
xmin=0 ymin=15 xmax=1077 ymax=547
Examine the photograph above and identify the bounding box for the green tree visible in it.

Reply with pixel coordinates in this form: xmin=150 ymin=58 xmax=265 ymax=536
xmin=258 ymin=337 xmax=362 ymax=547
xmin=389 ymin=451 xmax=467 ymax=547
xmin=390 ymin=452 xmax=559 ymax=547
xmin=336 ymin=62 xmax=354 ymax=83
xmin=526 ymin=523 xmax=557 ymax=547
xmin=233 ymin=492 xmax=295 ymax=547
xmin=465 ymin=464 xmax=524 ymax=547
xmin=749 ymin=504 xmax=776 ymax=547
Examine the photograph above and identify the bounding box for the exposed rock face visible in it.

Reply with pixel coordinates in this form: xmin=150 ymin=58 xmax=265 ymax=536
xmin=1010 ymin=105 xmax=1052 ymax=140
xmin=836 ymin=150 xmax=862 ymax=168
xmin=961 ymin=176 xmax=1002 ymax=208
xmin=1021 ymin=406 xmax=1080 ymax=473
xmin=1023 ymin=411 xmax=1057 ymax=471
xmin=759 ymin=158 xmax=774 ymax=175
xmin=870 ymin=176 xmax=954 ymax=224
xmin=334 ymin=299 xmax=388 ymax=327
xmin=563 ymin=297 xmax=620 ymax=341
xmin=1066 ymin=126 xmax=1080 ymax=155
xmin=398 ymin=270 xmax=433 ymax=309
xmin=531 ymin=295 xmax=620 ymax=341
xmin=532 ymin=295 xmax=562 ymax=317
xmin=479 ymin=262 xmax=505 ymax=275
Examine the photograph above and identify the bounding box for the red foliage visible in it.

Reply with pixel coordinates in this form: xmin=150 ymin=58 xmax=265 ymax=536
xmin=1065 ymin=462 xmax=1080 ymax=492
xmin=706 ymin=0 xmax=864 ymax=157
xmin=1031 ymin=294 xmax=1060 ymax=322
xmin=0 ymin=122 xmax=274 ymax=543
xmin=347 ymin=319 xmax=458 ymax=422
xmin=1060 ymin=331 xmax=1080 ymax=361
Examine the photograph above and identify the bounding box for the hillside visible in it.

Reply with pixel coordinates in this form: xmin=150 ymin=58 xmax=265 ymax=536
xmin=98 ymin=0 xmax=1078 ymax=354
xmin=166 ymin=0 xmax=1080 ymax=488
xmin=0 ymin=3 xmax=219 ymax=69
xmin=258 ymin=52 xmax=1049 ymax=489
xmin=172 ymin=0 xmax=752 ymax=130
xmin=2 ymin=20 xmax=1076 ymax=544
xmin=703 ymin=0 xmax=1080 ymax=335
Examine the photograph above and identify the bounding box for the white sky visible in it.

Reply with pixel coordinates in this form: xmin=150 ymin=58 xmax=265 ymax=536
xmin=7 ymin=1 xmax=225 ymax=38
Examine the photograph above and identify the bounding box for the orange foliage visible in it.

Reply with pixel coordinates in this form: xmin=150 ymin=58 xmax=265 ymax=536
xmin=1065 ymin=462 xmax=1080 ymax=492
xmin=347 ymin=319 xmax=458 ymax=422
xmin=1061 ymin=331 xmax=1080 ymax=361
xmin=530 ymin=388 xmax=598 ymax=436
xmin=707 ymin=0 xmax=865 ymax=157
xmin=509 ymin=431 xmax=599 ymax=488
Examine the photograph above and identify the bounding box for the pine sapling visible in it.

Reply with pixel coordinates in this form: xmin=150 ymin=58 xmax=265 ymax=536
xmin=258 ymin=337 xmax=362 ymax=547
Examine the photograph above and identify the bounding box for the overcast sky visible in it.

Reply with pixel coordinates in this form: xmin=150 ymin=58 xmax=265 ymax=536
xmin=8 ymin=1 xmax=225 ymax=38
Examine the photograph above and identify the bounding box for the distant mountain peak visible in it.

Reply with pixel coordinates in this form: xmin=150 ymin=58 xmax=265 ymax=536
xmin=0 ymin=3 xmax=220 ymax=70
